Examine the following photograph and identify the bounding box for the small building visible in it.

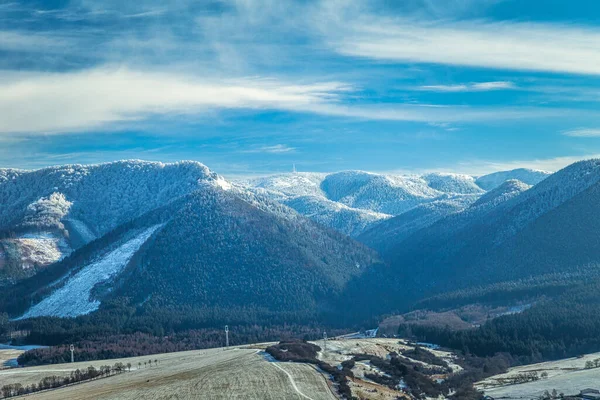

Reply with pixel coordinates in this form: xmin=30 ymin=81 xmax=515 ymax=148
xmin=581 ymin=389 xmax=600 ymax=400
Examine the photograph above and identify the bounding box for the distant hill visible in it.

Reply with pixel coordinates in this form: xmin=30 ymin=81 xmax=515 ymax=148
xmin=357 ymin=199 xmax=465 ymax=254
xmin=475 ymin=168 xmax=551 ymax=191
xmin=382 ymin=160 xmax=600 ymax=298
xmin=242 ymin=171 xmax=491 ymax=237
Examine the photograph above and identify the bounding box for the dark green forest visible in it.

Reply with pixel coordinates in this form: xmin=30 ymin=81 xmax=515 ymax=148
xmin=403 ymin=280 xmax=600 ymax=363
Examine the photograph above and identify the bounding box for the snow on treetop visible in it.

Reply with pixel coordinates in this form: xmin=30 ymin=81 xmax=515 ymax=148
xmin=0 ymin=160 xmax=226 ymax=243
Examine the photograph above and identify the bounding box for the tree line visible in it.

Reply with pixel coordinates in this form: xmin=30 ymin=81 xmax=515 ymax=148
xmin=1 ymin=362 xmax=129 ymax=399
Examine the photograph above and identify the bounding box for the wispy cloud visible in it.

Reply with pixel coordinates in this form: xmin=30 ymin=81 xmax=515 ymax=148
xmin=1 ymin=66 xmax=579 ymax=135
xmin=305 ymin=102 xmax=579 ymax=124
xmin=0 ymin=67 xmax=348 ymax=134
xmin=562 ymin=128 xmax=600 ymax=137
xmin=452 ymin=154 xmax=600 ymax=175
xmin=0 ymin=30 xmax=72 ymax=52
xmin=245 ymin=144 xmax=296 ymax=154
xmin=419 ymin=81 xmax=516 ymax=92
xmin=329 ymin=16 xmax=600 ymax=76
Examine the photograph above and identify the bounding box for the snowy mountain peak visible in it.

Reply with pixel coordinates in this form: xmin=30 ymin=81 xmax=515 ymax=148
xmin=475 ymin=168 xmax=551 ymax=191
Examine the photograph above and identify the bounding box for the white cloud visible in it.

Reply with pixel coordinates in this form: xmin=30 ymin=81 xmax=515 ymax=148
xmin=304 ymin=102 xmax=575 ymax=123
xmin=0 ymin=67 xmax=347 ymax=134
xmin=562 ymin=128 xmax=600 ymax=137
xmin=419 ymin=81 xmax=516 ymax=92
xmin=244 ymin=144 xmax=296 ymax=154
xmin=1 ymin=66 xmax=577 ymax=135
xmin=329 ymin=17 xmax=600 ymax=76
xmin=452 ymin=154 xmax=600 ymax=175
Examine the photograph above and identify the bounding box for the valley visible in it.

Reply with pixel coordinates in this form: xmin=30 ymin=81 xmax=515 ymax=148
xmin=2 ymin=159 xmax=600 ymax=398
xmin=0 ymin=337 xmax=474 ymax=400
xmin=3 ymin=0 xmax=599 ymax=397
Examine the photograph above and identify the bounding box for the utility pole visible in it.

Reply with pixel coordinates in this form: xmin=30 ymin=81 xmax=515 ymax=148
xmin=225 ymin=325 xmax=229 ymax=349
xmin=70 ymin=344 xmax=74 ymax=363
xmin=323 ymin=331 xmax=327 ymax=352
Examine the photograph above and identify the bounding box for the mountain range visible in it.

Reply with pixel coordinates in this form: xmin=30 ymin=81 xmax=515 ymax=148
xmin=0 ymin=161 xmax=378 ymax=326
xmin=242 ymin=168 xmax=550 ymax=237
xmin=9 ymin=159 xmax=599 ymax=332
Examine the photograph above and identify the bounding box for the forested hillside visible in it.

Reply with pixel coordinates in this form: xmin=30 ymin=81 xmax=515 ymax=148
xmin=380 ymin=160 xmax=600 ymax=298
xmin=1 ymin=182 xmax=379 ymax=344
xmin=407 ymin=280 xmax=600 ymax=363
xmin=0 ymin=161 xmax=223 ymax=282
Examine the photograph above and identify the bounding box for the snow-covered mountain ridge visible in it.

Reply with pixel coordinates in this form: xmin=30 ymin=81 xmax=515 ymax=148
xmin=240 ymin=168 xmax=550 ymax=237
xmin=0 ymin=160 xmax=227 ymax=281
xmin=0 ymin=160 xmax=552 ymax=285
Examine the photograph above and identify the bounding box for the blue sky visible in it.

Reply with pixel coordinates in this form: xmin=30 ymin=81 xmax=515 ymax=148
xmin=2 ymin=0 xmax=600 ymax=176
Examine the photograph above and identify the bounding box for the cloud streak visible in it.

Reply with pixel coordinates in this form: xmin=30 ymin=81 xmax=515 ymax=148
xmin=562 ymin=128 xmax=600 ymax=137
xmin=418 ymin=81 xmax=516 ymax=92
xmin=0 ymin=67 xmax=347 ymax=134
xmin=1 ymin=66 xmax=581 ymax=135
xmin=244 ymin=144 xmax=296 ymax=154
xmin=330 ymin=17 xmax=600 ymax=76
xmin=452 ymin=154 xmax=600 ymax=175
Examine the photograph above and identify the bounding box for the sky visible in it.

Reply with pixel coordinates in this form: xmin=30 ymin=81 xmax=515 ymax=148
xmin=2 ymin=0 xmax=600 ymax=176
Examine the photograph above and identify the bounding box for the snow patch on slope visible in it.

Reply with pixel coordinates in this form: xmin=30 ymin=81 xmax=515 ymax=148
xmin=11 ymin=233 xmax=70 ymax=269
xmin=19 ymin=225 xmax=162 ymax=319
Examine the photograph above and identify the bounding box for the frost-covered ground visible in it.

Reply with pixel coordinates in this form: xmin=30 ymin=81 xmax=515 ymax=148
xmin=18 ymin=225 xmax=162 ymax=319
xmin=0 ymin=347 xmax=336 ymax=400
xmin=5 ymin=232 xmax=71 ymax=270
xmin=477 ymin=352 xmax=600 ymax=398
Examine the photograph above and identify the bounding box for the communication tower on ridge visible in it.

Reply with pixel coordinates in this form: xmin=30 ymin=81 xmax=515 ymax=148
xmin=293 ymin=163 xmax=297 ymax=173
xmin=225 ymin=325 xmax=229 ymax=349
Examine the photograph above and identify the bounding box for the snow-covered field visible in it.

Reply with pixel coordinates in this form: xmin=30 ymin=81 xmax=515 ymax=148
xmin=18 ymin=225 xmax=162 ymax=319
xmin=0 ymin=347 xmax=336 ymax=400
xmin=478 ymin=352 xmax=600 ymax=398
